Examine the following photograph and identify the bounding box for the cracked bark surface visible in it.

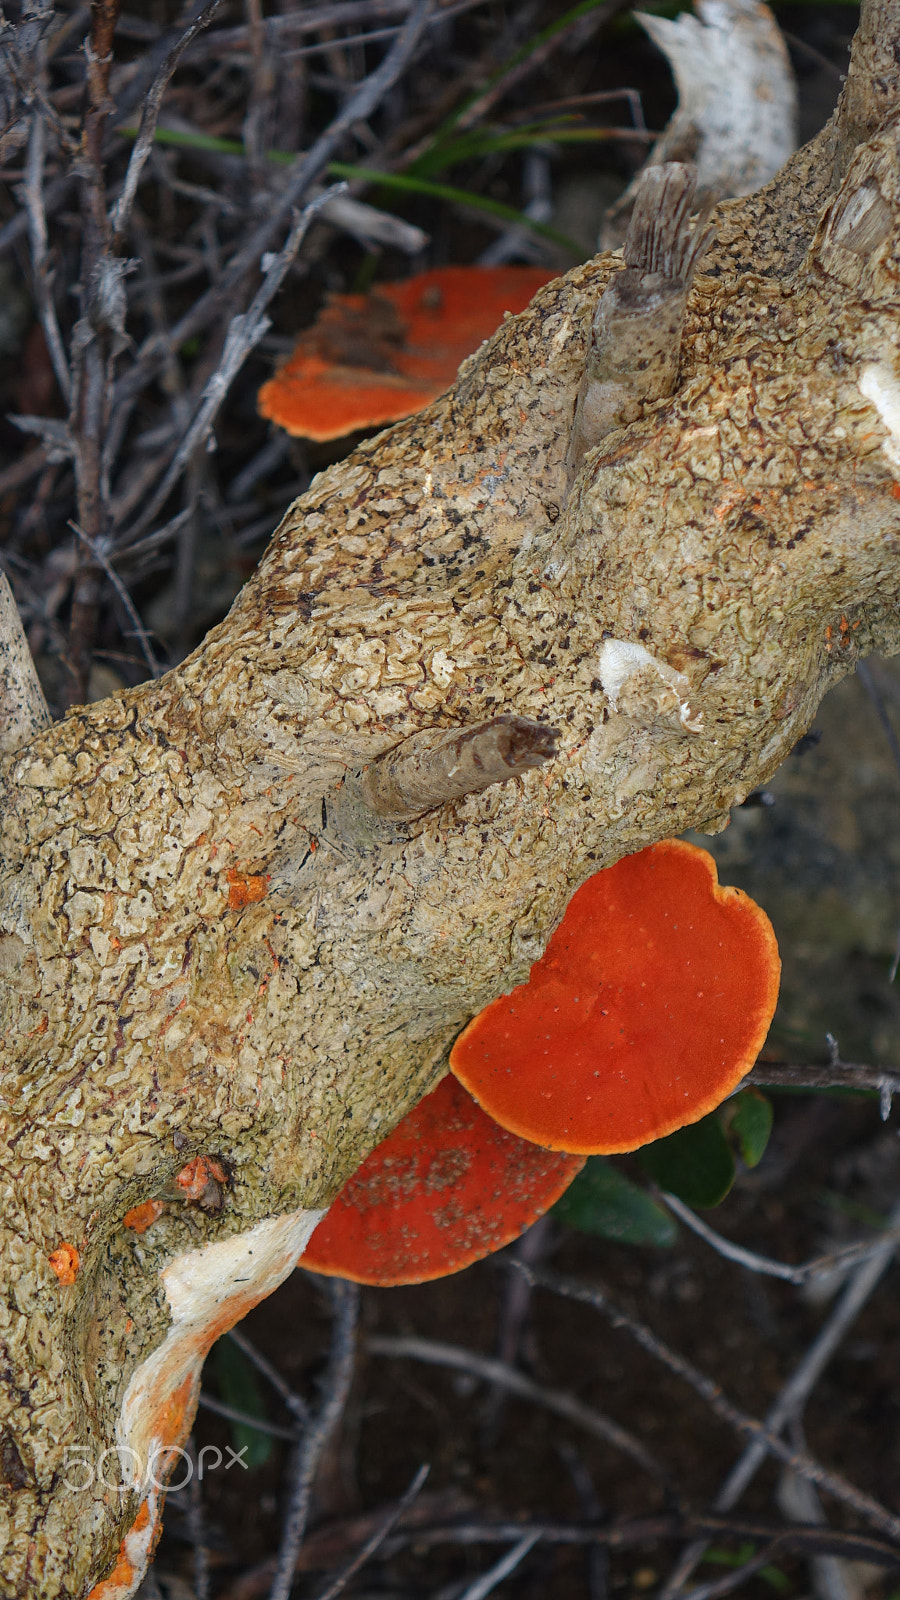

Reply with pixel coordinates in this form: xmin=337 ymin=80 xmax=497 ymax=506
xmin=2 ymin=6 xmax=900 ymax=1592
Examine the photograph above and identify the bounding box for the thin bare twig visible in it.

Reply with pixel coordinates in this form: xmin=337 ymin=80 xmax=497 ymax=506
xmin=366 ymin=1333 xmax=670 ymax=1485
xmin=24 ymin=106 xmax=71 ymax=405
xmin=71 ymin=522 xmax=161 ymax=679
xmin=520 ymin=1264 xmax=900 ymax=1544
xmin=114 ymin=0 xmax=435 ymax=411
xmin=311 ymin=1463 xmax=430 ymax=1600
xmin=196 ymin=1392 xmax=298 ymax=1443
xmin=745 ymin=1060 xmax=900 ymax=1103
xmin=227 ymin=1326 xmax=309 ymax=1426
xmin=117 ymin=185 xmax=343 ymax=550
xmin=659 ymin=1192 xmax=900 ymax=1286
xmin=457 ymin=1531 xmax=542 ymax=1600
xmin=109 ymin=0 xmax=226 ymax=243
xmin=268 ymin=1280 xmax=360 ymax=1600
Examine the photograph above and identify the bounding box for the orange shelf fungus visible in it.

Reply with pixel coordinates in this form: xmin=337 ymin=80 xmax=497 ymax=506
xmin=300 ymin=1073 xmax=584 ymax=1286
xmin=258 ymin=265 xmax=557 ymax=441
xmin=451 ymin=840 xmax=780 ymax=1155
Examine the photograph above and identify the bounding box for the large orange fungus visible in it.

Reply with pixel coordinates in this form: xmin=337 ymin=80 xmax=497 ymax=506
xmin=450 ymin=840 xmax=780 ymax=1155
xmin=258 ymin=265 xmax=557 ymax=441
xmin=300 ymin=1073 xmax=584 ymax=1286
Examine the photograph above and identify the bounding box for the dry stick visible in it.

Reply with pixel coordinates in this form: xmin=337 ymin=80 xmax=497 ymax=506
xmin=65 ymin=0 xmax=125 ymax=706
xmin=227 ymin=1325 xmax=310 ymax=1426
xmin=855 ymin=660 xmax=900 ymax=983
xmin=310 ymin=1463 xmax=430 ymax=1600
xmin=113 ymin=0 xmax=434 ymax=415
xmin=196 ymin=1392 xmax=299 ymax=1442
xmin=372 ymin=1514 xmax=900 ymax=1568
xmin=660 ymin=1196 xmax=900 ymax=1600
xmin=116 ymin=185 xmax=343 ymax=551
xmin=268 ymin=1280 xmax=360 ymax=1600
xmin=24 ymin=107 xmax=71 ymax=406
xmin=108 ymin=0 xmax=226 ymax=244
xmin=185 ymin=1438 xmax=211 ymax=1600
xmin=745 ymin=1061 xmax=900 ymax=1097
xmin=660 ymin=1192 xmax=900 ymax=1286
xmin=457 ymin=1531 xmax=542 ymax=1600
xmin=366 ymin=1334 xmax=670 ymax=1486
xmin=71 ymin=523 xmax=161 ymax=678
xmin=518 ymin=1265 xmax=900 ymax=1545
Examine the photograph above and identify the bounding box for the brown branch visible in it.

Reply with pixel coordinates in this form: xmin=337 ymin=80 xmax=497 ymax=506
xmin=520 ymin=1266 xmax=900 ymax=1544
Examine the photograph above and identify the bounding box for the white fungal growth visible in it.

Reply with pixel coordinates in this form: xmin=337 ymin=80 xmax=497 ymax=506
xmin=109 ymin=1207 xmax=325 ymax=1597
xmin=859 ymin=362 xmax=900 ymax=473
xmin=598 ymin=638 xmax=704 ymax=732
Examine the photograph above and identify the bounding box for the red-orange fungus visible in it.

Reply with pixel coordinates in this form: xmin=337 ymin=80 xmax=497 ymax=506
xmin=258 ymin=266 xmax=557 ymax=441
xmin=450 ymin=839 xmax=780 ymax=1156
xmin=300 ymin=1073 xmax=583 ymax=1286
xmin=175 ymin=1156 xmax=226 ymax=1201
xmin=48 ymin=1242 xmax=80 ymax=1285
xmin=123 ymin=1199 xmax=165 ymax=1233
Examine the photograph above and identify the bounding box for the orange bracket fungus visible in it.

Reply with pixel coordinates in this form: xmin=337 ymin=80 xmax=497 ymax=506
xmin=451 ymin=840 xmax=781 ymax=1156
xmin=302 ymin=841 xmax=779 ymax=1285
xmin=258 ymin=265 xmax=557 ymax=441
xmin=301 ymin=1073 xmax=584 ymax=1286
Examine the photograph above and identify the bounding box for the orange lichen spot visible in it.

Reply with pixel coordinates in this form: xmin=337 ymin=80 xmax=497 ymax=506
xmin=48 ymin=1242 xmax=80 ymax=1285
xmin=123 ymin=1199 xmax=166 ymax=1234
xmin=175 ymin=1155 xmax=227 ymax=1204
xmin=28 ymin=1014 xmax=48 ymax=1037
xmin=301 ymin=1073 xmax=583 ymax=1286
xmin=451 ymin=840 xmax=780 ymax=1155
xmin=226 ymin=867 xmax=269 ymax=910
xmin=258 ymin=265 xmax=557 ymax=441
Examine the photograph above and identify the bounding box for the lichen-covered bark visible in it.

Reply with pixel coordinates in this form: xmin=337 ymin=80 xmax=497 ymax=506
xmin=2 ymin=11 xmax=900 ymax=1592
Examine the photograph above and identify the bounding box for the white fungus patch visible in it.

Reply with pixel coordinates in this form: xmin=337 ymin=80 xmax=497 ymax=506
xmin=598 ymin=638 xmax=704 ymax=732
xmin=859 ymin=362 xmax=900 ymax=473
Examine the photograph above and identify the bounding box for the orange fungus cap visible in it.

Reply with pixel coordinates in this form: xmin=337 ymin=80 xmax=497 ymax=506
xmin=300 ymin=1073 xmax=583 ymax=1286
xmin=450 ymin=840 xmax=781 ymax=1156
xmin=257 ymin=265 xmax=557 ymax=441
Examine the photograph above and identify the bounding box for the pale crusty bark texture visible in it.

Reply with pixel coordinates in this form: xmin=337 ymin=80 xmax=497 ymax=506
xmin=2 ymin=8 xmax=900 ymax=1593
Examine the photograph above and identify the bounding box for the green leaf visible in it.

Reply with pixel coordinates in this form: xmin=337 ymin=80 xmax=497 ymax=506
xmin=210 ymin=1336 xmax=273 ymax=1470
xmin=702 ymin=1546 xmax=792 ymax=1594
xmin=555 ymin=1157 xmax=678 ymax=1246
xmin=639 ymin=1114 xmax=735 ymax=1209
xmin=725 ymin=1088 xmax=773 ymax=1168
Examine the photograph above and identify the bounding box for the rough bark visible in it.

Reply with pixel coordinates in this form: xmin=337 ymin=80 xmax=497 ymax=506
xmin=2 ymin=9 xmax=900 ymax=1593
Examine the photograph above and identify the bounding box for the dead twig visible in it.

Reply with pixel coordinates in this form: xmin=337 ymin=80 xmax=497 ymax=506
xmin=366 ymin=1333 xmax=671 ymax=1486
xmin=109 ymin=0 xmax=226 ymax=245
xmin=311 ymin=1463 xmax=430 ymax=1600
xmin=659 ymin=1192 xmax=900 ymax=1286
xmin=519 ymin=1264 xmax=900 ymax=1544
xmin=117 ymin=185 xmax=344 ymax=551
xmin=268 ymin=1280 xmax=360 ymax=1600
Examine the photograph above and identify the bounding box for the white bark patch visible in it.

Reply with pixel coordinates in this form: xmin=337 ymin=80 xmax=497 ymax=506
xmin=108 ymin=1208 xmax=325 ymax=1597
xmin=859 ymin=363 xmax=900 ymax=473
xmin=598 ymin=638 xmax=704 ymax=732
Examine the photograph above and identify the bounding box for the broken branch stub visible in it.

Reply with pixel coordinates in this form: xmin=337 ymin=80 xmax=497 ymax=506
xmin=359 ymin=714 xmax=561 ymax=821
xmin=2 ymin=7 xmax=900 ymax=1593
